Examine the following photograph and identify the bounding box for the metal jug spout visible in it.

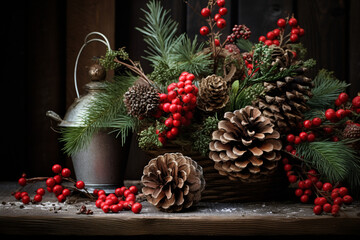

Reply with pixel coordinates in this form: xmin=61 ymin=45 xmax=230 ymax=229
xmin=46 ymin=110 xmax=63 ymax=123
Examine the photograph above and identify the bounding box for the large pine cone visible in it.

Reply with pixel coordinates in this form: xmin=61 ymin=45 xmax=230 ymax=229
xmin=123 ymin=84 xmax=160 ymax=118
xmin=197 ymin=74 xmax=229 ymax=112
xmin=209 ymin=106 xmax=282 ymax=182
xmin=141 ymin=153 xmax=205 ymax=212
xmin=342 ymin=123 xmax=360 ymax=151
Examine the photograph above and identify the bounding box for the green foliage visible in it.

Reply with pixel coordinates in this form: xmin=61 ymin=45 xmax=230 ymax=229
xmin=135 ymin=0 xmax=179 ymax=65
xmin=191 ymin=115 xmax=219 ymax=156
xmin=229 ymin=81 xmax=264 ymax=110
xmin=235 ymin=38 xmax=254 ymax=52
xmin=296 ymin=140 xmax=360 ymax=191
xmin=60 ymin=75 xmax=138 ymax=156
xmin=138 ymin=121 xmax=166 ymax=150
xmin=305 ymin=69 xmax=349 ymax=117
xmin=136 ymin=0 xmax=212 ymax=86
xmin=99 ymin=47 xmax=129 ymax=70
xmin=287 ymin=43 xmax=307 ymax=60
xmin=172 ymin=34 xmax=213 ymax=77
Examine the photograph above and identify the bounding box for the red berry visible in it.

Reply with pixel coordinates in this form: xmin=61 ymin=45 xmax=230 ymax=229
xmin=273 ymin=40 xmax=280 ymax=46
xmin=299 ymin=28 xmax=305 ymax=36
xmin=259 ymin=36 xmax=266 ymax=42
xmin=46 ymin=177 xmax=56 ymax=188
xmin=62 ymin=188 xmax=71 ymax=197
xmin=315 ymin=181 xmax=323 ymax=189
xmin=338 ymin=187 xmax=348 ymax=197
xmin=76 ymin=180 xmax=85 ymax=189
xmin=102 ymin=204 xmax=110 ymax=213
xmin=318 ymin=197 xmax=327 ymax=206
xmin=312 ymin=117 xmax=322 ymax=126
xmin=343 ymin=195 xmax=353 ymax=204
xmin=266 ymin=31 xmax=275 ymax=40
xmin=295 ymin=189 xmax=303 ymax=197
xmin=201 ymin=8 xmax=210 ymax=17
xmin=282 ymin=157 xmax=289 ymax=164
xmin=164 ymin=118 xmax=173 ymax=128
xmin=57 ymin=194 xmax=66 ymax=203
xmin=214 ymin=39 xmax=220 ymax=46
xmin=335 ymin=98 xmax=342 ymax=107
xmin=214 ymin=13 xmax=221 ymax=21
xmin=170 ymin=127 xmax=179 ymax=136
xmin=129 ymin=186 xmax=138 ymax=194
xmin=300 ymin=194 xmax=309 ymax=203
xmin=273 ymin=29 xmax=280 ymax=36
xmin=333 ymin=197 xmax=343 ymax=206
xmin=290 ymin=34 xmax=298 ymax=42
xmin=331 ymin=136 xmax=339 ymax=142
xmin=338 ymin=92 xmax=348 ymax=103
xmin=34 ymin=194 xmax=42 ymax=202
xmin=323 ymin=203 xmax=332 ymax=213
xmin=323 ymin=127 xmax=333 ymax=134
xmin=288 ymin=175 xmax=297 ymax=183
xmin=291 ymin=28 xmax=299 ymax=35
xmin=126 ymin=194 xmax=136 ymax=202
xmin=36 ymin=188 xmax=45 ymax=196
xmin=322 ymin=182 xmax=333 ymax=192
xmin=217 ymin=0 xmax=225 ymax=7
xmin=303 ymin=120 xmax=312 ymax=129
xmin=14 ymin=192 xmax=22 ymax=200
xmin=200 ymin=26 xmax=209 ymax=36
xmin=264 ymin=40 xmax=273 ymax=46
xmin=307 ymin=133 xmax=315 ymax=142
xmin=352 ymin=96 xmax=360 ymax=108
xmin=18 ymin=177 xmax=27 ymax=186
xmin=331 ymin=204 xmax=340 ymax=216
xmin=331 ymin=191 xmax=339 ymax=200
xmin=304 ymin=179 xmax=312 ymax=189
xmin=335 ymin=109 xmax=346 ymax=119
xmin=61 ymin=168 xmax=71 ymax=178
xmin=167 ymin=90 xmax=177 ymax=100
xmin=110 ymin=204 xmax=120 ymax=213
xmin=294 ymin=136 xmax=301 ymax=144
xmin=53 ymin=185 xmax=63 ymax=196
xmin=284 ymin=164 xmax=292 ymax=172
xmin=313 ymin=205 xmax=322 ymax=215
xmin=95 ymin=199 xmax=103 ymax=208
xmin=22 ymin=195 xmax=30 ymax=204
xmin=304 ymin=189 xmax=312 ymax=196
xmin=131 ymin=202 xmax=142 ymax=214
xmin=287 ymin=134 xmax=295 ymax=143
xmin=219 ymin=7 xmax=227 ymax=15
xmin=52 ymin=164 xmax=62 ymax=174
xmin=277 ymin=18 xmax=286 ymax=28
xmin=288 ymin=17 xmax=298 ymax=27
xmin=299 ymin=132 xmax=308 ymax=141
xmin=216 ymin=18 xmax=226 ymax=29
xmin=325 ymin=109 xmax=336 ymax=120
xmin=158 ymin=136 xmax=166 ymax=145
xmin=285 ymin=145 xmax=294 ymax=152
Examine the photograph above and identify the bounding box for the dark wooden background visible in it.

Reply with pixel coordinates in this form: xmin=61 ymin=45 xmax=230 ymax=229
xmin=1 ymin=0 xmax=359 ymax=181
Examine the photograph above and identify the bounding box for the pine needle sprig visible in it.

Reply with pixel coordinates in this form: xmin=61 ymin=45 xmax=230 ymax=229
xmin=296 ymin=141 xmax=360 ymax=190
xmin=60 ymin=75 xmax=137 ymax=155
xmin=135 ymin=0 xmax=179 ymax=66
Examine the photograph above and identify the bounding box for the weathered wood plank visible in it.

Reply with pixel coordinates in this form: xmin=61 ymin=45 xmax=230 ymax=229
xmin=1 ymin=182 xmax=359 ymax=236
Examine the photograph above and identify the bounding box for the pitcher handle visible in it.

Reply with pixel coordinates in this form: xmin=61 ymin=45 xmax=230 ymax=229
xmin=74 ymin=32 xmax=111 ymax=98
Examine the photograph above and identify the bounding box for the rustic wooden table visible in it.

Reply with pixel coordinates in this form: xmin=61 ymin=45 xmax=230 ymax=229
xmin=1 ymin=181 xmax=359 ymax=238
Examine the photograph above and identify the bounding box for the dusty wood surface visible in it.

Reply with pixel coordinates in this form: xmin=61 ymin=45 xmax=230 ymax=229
xmin=0 ymin=181 xmax=359 ymax=237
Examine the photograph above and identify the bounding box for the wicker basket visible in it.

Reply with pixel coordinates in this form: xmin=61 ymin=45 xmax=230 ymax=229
xmin=145 ymin=143 xmax=289 ymax=203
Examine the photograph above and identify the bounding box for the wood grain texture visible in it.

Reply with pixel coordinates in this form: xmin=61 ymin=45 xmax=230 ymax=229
xmin=1 ymin=182 xmax=359 ymax=236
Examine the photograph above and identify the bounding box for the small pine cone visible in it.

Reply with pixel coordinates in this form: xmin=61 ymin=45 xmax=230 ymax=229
xmin=141 ymin=153 xmax=205 ymax=212
xmin=123 ymin=84 xmax=160 ymax=118
xmin=197 ymin=74 xmax=229 ymax=112
xmin=270 ymin=46 xmax=296 ymax=69
xmin=342 ymin=123 xmax=360 ymax=150
xmin=209 ymin=106 xmax=282 ymax=182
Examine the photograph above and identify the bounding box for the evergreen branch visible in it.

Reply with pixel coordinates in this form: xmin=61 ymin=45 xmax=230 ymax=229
xmin=235 ymin=38 xmax=254 ymax=52
xmin=172 ymin=34 xmax=213 ymax=77
xmin=60 ymin=75 xmax=137 ymax=155
xmin=135 ymin=0 xmax=179 ymax=65
xmin=191 ymin=115 xmax=219 ymax=156
xmin=296 ymin=141 xmax=360 ymax=187
xmin=306 ymin=69 xmax=350 ymax=110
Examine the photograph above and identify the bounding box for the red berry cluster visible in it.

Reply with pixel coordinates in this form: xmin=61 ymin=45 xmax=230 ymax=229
xmin=200 ymin=0 xmax=228 ymax=36
xmin=258 ymin=17 xmax=305 ymax=47
xmin=282 ymin=158 xmax=353 ymax=216
xmin=226 ymin=24 xmax=251 ymax=43
xmin=14 ymin=164 xmax=87 ymax=204
xmin=285 ymin=92 xmax=360 ymax=152
xmin=94 ymin=186 xmax=142 ymax=214
xmin=156 ymin=72 xmax=198 ymax=144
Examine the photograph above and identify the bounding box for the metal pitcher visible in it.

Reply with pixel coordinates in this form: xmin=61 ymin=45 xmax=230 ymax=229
xmin=47 ymin=32 xmax=130 ymax=192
